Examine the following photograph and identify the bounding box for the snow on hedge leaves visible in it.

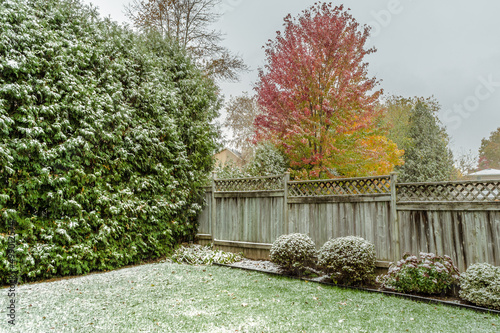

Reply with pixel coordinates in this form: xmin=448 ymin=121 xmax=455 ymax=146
xmin=0 ymin=0 xmax=220 ymax=282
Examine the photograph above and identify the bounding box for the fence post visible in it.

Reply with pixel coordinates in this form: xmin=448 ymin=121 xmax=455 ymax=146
xmin=211 ymin=171 xmax=217 ymax=242
xmin=283 ymin=172 xmax=290 ymax=235
xmin=390 ymin=172 xmax=400 ymax=262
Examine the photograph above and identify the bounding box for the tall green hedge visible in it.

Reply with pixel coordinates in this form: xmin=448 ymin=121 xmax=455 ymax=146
xmin=0 ymin=0 xmax=220 ymax=283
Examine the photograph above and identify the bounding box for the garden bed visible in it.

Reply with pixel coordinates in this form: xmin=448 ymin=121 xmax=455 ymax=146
xmin=214 ymin=259 xmax=500 ymax=315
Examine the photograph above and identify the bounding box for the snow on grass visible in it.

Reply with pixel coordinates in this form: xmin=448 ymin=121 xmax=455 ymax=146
xmin=1 ymin=261 xmax=499 ymax=332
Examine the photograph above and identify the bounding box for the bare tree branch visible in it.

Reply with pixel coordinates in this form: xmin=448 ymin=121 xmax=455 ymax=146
xmin=126 ymin=0 xmax=248 ymax=81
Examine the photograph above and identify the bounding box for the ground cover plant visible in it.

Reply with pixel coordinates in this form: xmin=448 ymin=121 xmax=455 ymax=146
xmin=1 ymin=261 xmax=498 ymax=332
xmin=377 ymin=252 xmax=460 ymax=295
xmin=169 ymin=244 xmax=243 ymax=265
xmin=0 ymin=0 xmax=220 ymax=282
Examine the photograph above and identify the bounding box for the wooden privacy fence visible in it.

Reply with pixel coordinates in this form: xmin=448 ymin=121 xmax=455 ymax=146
xmin=196 ymin=173 xmax=500 ymax=271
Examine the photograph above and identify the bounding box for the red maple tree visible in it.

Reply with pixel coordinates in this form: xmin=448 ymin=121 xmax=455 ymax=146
xmin=254 ymin=3 xmax=403 ymax=179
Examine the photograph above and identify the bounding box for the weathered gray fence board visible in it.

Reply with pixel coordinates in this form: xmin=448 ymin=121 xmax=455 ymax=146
xmin=287 ymin=200 xmax=392 ymax=261
xmin=397 ymin=209 xmax=500 ymax=271
xmin=214 ymin=196 xmax=284 ymax=244
xmin=197 ymin=189 xmax=212 ymax=235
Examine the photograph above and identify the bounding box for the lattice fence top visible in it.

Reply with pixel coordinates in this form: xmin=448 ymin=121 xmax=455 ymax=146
xmin=214 ymin=175 xmax=284 ymax=192
xmin=288 ymin=176 xmax=391 ymax=197
xmin=397 ymin=181 xmax=500 ymax=202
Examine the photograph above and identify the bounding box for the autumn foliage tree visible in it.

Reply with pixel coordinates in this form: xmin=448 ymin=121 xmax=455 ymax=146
xmin=478 ymin=127 xmax=500 ymax=170
xmin=254 ymin=3 xmax=402 ymax=179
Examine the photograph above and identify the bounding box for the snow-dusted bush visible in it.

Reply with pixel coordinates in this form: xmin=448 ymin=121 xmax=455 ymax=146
xmin=212 ymin=142 xmax=288 ymax=180
xmin=270 ymin=233 xmax=317 ymax=275
xmin=213 ymin=159 xmax=249 ymax=179
xmin=459 ymin=263 xmax=500 ymax=310
xmin=377 ymin=252 xmax=460 ymax=294
xmin=245 ymin=142 xmax=288 ymax=176
xmin=0 ymin=0 xmax=220 ymax=282
xmin=318 ymin=236 xmax=376 ymax=285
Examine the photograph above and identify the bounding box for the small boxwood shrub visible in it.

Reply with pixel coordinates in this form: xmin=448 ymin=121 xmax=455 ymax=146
xmin=318 ymin=236 xmax=376 ymax=285
xmin=376 ymin=252 xmax=460 ymax=294
xmin=270 ymin=233 xmax=317 ymax=275
xmin=459 ymin=263 xmax=500 ymax=310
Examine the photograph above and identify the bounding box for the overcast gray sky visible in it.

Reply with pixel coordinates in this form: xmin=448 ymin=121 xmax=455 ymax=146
xmin=83 ymin=0 xmax=500 ymax=160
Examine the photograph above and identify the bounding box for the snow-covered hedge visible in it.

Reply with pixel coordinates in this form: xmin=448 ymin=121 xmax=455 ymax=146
xmin=0 ymin=0 xmax=220 ymax=282
xmin=459 ymin=263 xmax=500 ymax=310
xmin=318 ymin=236 xmax=376 ymax=285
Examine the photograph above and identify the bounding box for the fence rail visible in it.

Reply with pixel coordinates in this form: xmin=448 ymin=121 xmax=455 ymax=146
xmin=289 ymin=176 xmax=391 ymax=197
xmin=396 ymin=180 xmax=500 ymax=203
xmin=214 ymin=174 xmax=285 ymax=192
xmin=198 ymin=173 xmax=500 ymax=271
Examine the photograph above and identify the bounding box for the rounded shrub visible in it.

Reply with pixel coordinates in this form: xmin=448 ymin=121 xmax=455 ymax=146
xmin=376 ymin=252 xmax=460 ymax=294
xmin=270 ymin=233 xmax=317 ymax=275
xmin=459 ymin=263 xmax=500 ymax=310
xmin=318 ymin=236 xmax=376 ymax=285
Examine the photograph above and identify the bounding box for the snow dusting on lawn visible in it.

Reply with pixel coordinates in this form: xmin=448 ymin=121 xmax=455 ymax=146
xmin=1 ymin=260 xmax=498 ymax=332
xmin=1 ymin=262 xmax=193 ymax=332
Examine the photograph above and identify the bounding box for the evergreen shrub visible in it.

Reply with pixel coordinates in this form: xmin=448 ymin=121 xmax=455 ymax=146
xmin=0 ymin=0 xmax=220 ymax=282
xmin=245 ymin=142 xmax=288 ymax=176
xmin=270 ymin=233 xmax=317 ymax=275
xmin=318 ymin=236 xmax=376 ymax=285
xmin=459 ymin=263 xmax=500 ymax=310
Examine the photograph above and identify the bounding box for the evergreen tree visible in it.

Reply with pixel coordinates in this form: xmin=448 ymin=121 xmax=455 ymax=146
xmin=380 ymin=95 xmax=440 ymax=152
xmin=0 ymin=0 xmax=220 ymax=282
xmin=245 ymin=142 xmax=289 ymax=177
xmin=397 ymin=102 xmax=455 ymax=182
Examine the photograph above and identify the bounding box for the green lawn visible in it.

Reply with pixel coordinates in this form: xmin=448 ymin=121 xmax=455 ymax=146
xmin=1 ymin=261 xmax=498 ymax=332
